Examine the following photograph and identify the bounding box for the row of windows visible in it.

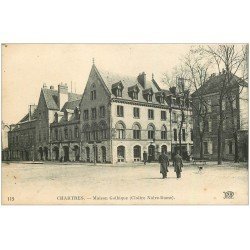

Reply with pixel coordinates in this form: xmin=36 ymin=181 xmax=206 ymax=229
xmin=203 ymin=140 xmax=235 ymax=155
xmin=198 ymin=97 xmax=237 ymax=114
xmin=83 ymin=106 xmax=106 ymax=120
xmin=113 ymin=87 xmax=189 ymax=107
xmin=199 ymin=117 xmax=238 ymax=132
xmin=83 ymin=129 xmax=108 ymax=141
xmin=115 ymin=124 xmax=167 ymax=140
xmin=53 ymin=126 xmax=79 ymax=141
xmin=117 ymin=106 xmax=168 ymax=120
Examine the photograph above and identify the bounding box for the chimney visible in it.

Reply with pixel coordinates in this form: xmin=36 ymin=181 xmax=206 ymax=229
xmin=29 ymin=104 xmax=37 ymax=121
xmin=137 ymin=72 xmax=146 ymax=88
xmin=43 ymin=83 xmax=47 ymax=88
xmin=58 ymin=83 xmax=68 ymax=110
xmin=50 ymin=85 xmax=54 ymax=90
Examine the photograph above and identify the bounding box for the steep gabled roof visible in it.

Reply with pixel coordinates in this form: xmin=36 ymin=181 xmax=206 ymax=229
xmin=42 ymin=88 xmax=59 ymax=110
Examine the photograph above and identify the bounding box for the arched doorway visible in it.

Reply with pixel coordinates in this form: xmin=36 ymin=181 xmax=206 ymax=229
xmin=38 ymin=147 xmax=43 ymax=160
xmin=133 ymin=145 xmax=141 ymax=162
xmin=101 ymin=146 xmax=106 ymax=163
xmin=43 ymin=147 xmax=48 ymax=160
xmin=161 ymin=145 xmax=167 ymax=154
xmin=148 ymin=145 xmax=155 ymax=162
xmin=86 ymin=147 xmax=90 ymax=162
xmin=53 ymin=146 xmax=59 ymax=161
xmin=73 ymin=145 xmax=80 ymax=161
xmin=117 ymin=145 xmax=125 ymax=162
xmin=63 ymin=146 xmax=69 ymax=162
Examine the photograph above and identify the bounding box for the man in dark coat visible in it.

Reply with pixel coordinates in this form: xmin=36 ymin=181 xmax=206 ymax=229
xmin=159 ymin=151 xmax=169 ymax=179
xmin=173 ymin=151 xmax=183 ymax=179
xmin=143 ymin=151 xmax=148 ymax=165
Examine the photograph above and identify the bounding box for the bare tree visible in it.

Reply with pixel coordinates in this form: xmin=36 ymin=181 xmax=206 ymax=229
xmin=183 ymin=50 xmax=212 ymax=159
xmin=162 ymin=65 xmax=192 ymax=158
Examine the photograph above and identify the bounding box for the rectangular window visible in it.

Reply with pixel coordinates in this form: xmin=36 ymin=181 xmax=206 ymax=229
xmin=133 ymin=130 xmax=140 ymax=139
xmin=118 ymin=129 xmax=125 ymax=139
xmin=229 ymin=141 xmax=233 ymax=154
xmin=173 ymin=129 xmax=177 ymax=141
xmin=91 ymin=108 xmax=97 ymax=119
xmin=133 ymin=92 xmax=138 ymax=100
xmin=133 ymin=107 xmax=140 ymax=118
xmin=74 ymin=127 xmax=79 ymax=138
xmin=203 ymin=142 xmax=208 ymax=154
xmin=64 ymin=128 xmax=68 ymax=139
xmin=148 ymin=94 xmax=152 ymax=102
xmin=204 ymin=120 xmax=209 ymax=132
xmin=86 ymin=131 xmax=91 ymax=141
xmin=117 ymin=89 xmax=122 ymax=97
xmin=55 ymin=129 xmax=58 ymax=140
xmin=148 ymin=109 xmax=154 ymax=119
xmin=83 ymin=110 xmax=89 ymax=120
xmin=117 ymin=105 xmax=124 ymax=117
xmin=161 ymin=131 xmax=167 ymax=140
xmin=91 ymin=90 xmax=96 ymax=100
xmin=161 ymin=110 xmax=166 ymax=120
xmin=190 ymin=129 xmax=193 ymax=141
xmin=100 ymin=106 xmax=105 ymax=118
xmin=172 ymin=112 xmax=177 ymax=122
xmin=182 ymin=129 xmax=186 ymax=141
xmin=148 ymin=130 xmax=155 ymax=139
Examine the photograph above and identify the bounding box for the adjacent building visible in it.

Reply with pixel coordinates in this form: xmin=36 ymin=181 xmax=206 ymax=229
xmin=192 ymin=73 xmax=248 ymax=161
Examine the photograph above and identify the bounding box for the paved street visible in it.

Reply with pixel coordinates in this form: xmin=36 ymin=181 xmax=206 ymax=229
xmin=1 ymin=161 xmax=248 ymax=205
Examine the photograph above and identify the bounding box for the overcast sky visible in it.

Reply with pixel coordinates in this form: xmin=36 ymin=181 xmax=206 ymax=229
xmin=2 ymin=44 xmax=192 ymax=124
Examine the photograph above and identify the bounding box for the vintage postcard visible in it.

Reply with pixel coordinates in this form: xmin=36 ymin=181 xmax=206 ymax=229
xmin=1 ymin=44 xmax=248 ymax=205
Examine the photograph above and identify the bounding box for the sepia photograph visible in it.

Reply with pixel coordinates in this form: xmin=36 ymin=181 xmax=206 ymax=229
xmin=1 ymin=44 xmax=248 ymax=205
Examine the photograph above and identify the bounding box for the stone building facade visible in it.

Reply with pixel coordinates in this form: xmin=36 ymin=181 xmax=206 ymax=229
xmin=79 ymin=64 xmax=193 ymax=163
xmin=192 ymin=73 xmax=248 ymax=161
xmin=7 ymin=63 xmax=193 ymax=164
xmin=8 ymin=105 xmax=37 ymax=160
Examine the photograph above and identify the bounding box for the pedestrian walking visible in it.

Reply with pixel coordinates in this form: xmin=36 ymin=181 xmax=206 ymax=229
xmin=159 ymin=151 xmax=169 ymax=179
xmin=173 ymin=151 xmax=183 ymax=179
xmin=143 ymin=151 xmax=148 ymax=165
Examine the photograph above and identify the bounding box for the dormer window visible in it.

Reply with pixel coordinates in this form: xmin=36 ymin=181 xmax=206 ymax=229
xmin=143 ymin=88 xmax=154 ymax=102
xmin=155 ymin=91 xmax=165 ymax=104
xmin=112 ymin=81 xmax=124 ymax=98
xmin=117 ymin=88 xmax=122 ymax=97
xmin=128 ymin=85 xmax=140 ymax=100
xmin=74 ymin=107 xmax=80 ymax=119
xmin=133 ymin=92 xmax=138 ymax=100
xmin=148 ymin=93 xmax=152 ymax=102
